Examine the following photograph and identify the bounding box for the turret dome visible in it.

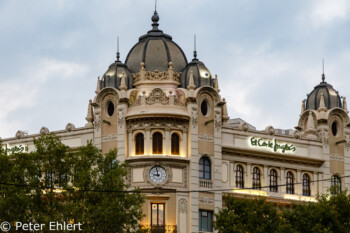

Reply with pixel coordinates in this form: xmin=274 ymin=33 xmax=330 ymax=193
xmin=125 ymin=11 xmax=188 ymax=73
xmin=305 ymin=74 xmax=342 ymax=110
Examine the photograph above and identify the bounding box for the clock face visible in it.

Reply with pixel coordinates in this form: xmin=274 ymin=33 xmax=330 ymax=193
xmin=149 ymin=166 xmax=167 ymax=184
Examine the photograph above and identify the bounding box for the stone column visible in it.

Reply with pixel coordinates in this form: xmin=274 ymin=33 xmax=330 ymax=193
xmin=128 ymin=130 xmax=133 ymax=157
xmin=145 ymin=128 xmax=151 ymax=155
xmin=280 ymin=168 xmax=285 ymax=194
xmin=181 ymin=129 xmax=188 ymax=157
xmin=165 ymin=128 xmax=170 ymax=155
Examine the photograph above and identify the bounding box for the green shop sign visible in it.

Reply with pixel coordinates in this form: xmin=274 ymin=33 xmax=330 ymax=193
xmin=250 ymin=137 xmax=296 ymax=153
xmin=3 ymin=144 xmax=28 ymax=155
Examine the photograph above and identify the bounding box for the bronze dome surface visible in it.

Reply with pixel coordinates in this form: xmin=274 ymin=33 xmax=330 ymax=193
xmin=125 ymin=11 xmax=187 ymax=73
xmin=180 ymin=56 xmax=213 ymax=88
xmin=101 ymin=60 xmax=133 ymax=90
xmin=305 ymin=75 xmax=342 ymax=110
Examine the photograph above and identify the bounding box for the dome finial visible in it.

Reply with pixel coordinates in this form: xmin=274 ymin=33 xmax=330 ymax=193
xmin=151 ymin=0 xmax=159 ymax=31
xmin=193 ymin=34 xmax=198 ymax=60
xmin=116 ymin=36 xmax=120 ymax=62
xmin=321 ymin=58 xmax=326 ymax=82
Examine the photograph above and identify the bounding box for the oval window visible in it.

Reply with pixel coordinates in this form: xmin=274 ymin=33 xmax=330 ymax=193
xmin=201 ymin=100 xmax=209 ymax=116
xmin=331 ymin=121 xmax=338 ymax=136
xmin=107 ymin=101 xmax=115 ymax=117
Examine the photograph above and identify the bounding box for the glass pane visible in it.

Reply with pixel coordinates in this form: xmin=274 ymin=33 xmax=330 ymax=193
xmin=151 ymin=204 xmax=157 ymax=226
xmin=158 ymin=204 xmax=164 ymax=226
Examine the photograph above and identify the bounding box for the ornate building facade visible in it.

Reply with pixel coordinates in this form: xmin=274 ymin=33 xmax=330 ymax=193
xmin=2 ymin=10 xmax=350 ymax=233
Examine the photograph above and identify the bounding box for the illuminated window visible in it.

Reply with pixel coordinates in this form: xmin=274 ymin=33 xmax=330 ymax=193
xmin=171 ymin=133 xmax=180 ymax=155
xmin=199 ymin=157 xmax=211 ymax=180
xmin=151 ymin=203 xmax=165 ymax=231
xmin=302 ymin=174 xmax=311 ymax=196
xmin=235 ymin=165 xmax=244 ymax=188
xmin=199 ymin=210 xmax=213 ymax=232
xmin=152 ymin=132 xmax=163 ymax=154
xmin=135 ymin=133 xmax=144 ymax=155
xmin=252 ymin=167 xmax=261 ymax=190
xmin=269 ymin=169 xmax=278 ymax=192
xmin=286 ymin=171 xmax=294 ymax=194
xmin=331 ymin=175 xmax=341 ymax=195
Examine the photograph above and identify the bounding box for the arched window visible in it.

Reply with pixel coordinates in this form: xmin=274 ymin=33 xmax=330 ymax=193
xmin=269 ymin=169 xmax=278 ymax=192
xmin=331 ymin=175 xmax=341 ymax=195
xmin=199 ymin=157 xmax=211 ymax=180
xmin=286 ymin=171 xmax=294 ymax=194
xmin=171 ymin=133 xmax=180 ymax=155
xmin=152 ymin=132 xmax=163 ymax=154
xmin=235 ymin=165 xmax=244 ymax=188
xmin=252 ymin=167 xmax=261 ymax=190
xmin=302 ymin=174 xmax=311 ymax=196
xmin=135 ymin=133 xmax=144 ymax=155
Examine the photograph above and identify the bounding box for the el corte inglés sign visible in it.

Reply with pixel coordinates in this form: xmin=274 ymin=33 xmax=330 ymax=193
xmin=250 ymin=137 xmax=296 ymax=153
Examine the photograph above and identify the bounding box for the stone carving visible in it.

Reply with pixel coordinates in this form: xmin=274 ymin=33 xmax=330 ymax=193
xmin=215 ymin=111 xmax=222 ymax=131
xmin=199 ymin=197 xmax=214 ymax=205
xmin=15 ymin=130 xmax=26 ymax=139
xmin=40 ymin=127 xmax=49 ymax=135
xmin=65 ymin=123 xmax=75 ymax=132
xmin=95 ymin=87 xmax=119 ymax=104
xmin=294 ymin=130 xmax=300 ymax=139
xmin=94 ymin=113 xmax=101 ymax=131
xmin=118 ymin=108 xmax=124 ymax=128
xmin=240 ymin=122 xmax=249 ymax=132
xmin=265 ymin=126 xmax=275 ymax=136
xmin=318 ymin=130 xmax=329 ymax=145
xmin=133 ymin=69 xmax=181 ymax=84
xmin=146 ymin=88 xmax=169 ymax=105
xmin=127 ymin=118 xmax=188 ymax=131
xmin=178 ymin=199 xmax=187 ymax=214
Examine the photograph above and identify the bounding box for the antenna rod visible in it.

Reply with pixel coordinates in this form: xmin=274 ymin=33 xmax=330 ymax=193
xmin=193 ymin=34 xmax=197 ymax=59
xmin=321 ymin=58 xmax=325 ymax=82
xmin=155 ymin=0 xmax=157 ymax=12
xmin=116 ymin=36 xmax=120 ymax=61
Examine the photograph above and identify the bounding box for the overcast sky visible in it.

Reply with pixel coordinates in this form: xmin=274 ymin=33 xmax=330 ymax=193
xmin=1 ymin=0 xmax=350 ymax=139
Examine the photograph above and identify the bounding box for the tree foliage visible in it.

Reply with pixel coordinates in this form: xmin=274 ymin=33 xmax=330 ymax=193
xmin=215 ymin=193 xmax=350 ymax=233
xmin=0 ymin=134 xmax=145 ymax=232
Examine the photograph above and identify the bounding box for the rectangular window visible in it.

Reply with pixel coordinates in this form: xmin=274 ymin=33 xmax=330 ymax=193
xmin=199 ymin=210 xmax=213 ymax=232
xmin=151 ymin=203 xmax=165 ymax=232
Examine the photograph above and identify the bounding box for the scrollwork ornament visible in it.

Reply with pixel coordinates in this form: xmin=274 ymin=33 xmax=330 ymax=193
xmin=118 ymin=108 xmax=124 ymax=128
xmin=178 ymin=199 xmax=187 ymax=214
xmin=94 ymin=113 xmax=101 ymax=131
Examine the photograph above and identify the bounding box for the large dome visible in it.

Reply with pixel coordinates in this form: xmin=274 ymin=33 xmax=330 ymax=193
xmin=305 ymin=74 xmax=342 ymax=110
xmin=125 ymin=11 xmax=188 ymax=73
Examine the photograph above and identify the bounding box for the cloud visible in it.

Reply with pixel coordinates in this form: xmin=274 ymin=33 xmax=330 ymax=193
xmin=310 ymin=0 xmax=350 ymax=28
xmin=0 ymin=59 xmax=88 ymax=138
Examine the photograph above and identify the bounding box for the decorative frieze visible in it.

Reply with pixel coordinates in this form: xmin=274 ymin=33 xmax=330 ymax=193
xmin=126 ymin=118 xmax=188 ymax=131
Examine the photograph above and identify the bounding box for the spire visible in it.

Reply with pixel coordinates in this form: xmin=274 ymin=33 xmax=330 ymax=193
xmin=193 ymin=34 xmax=198 ymax=61
xmin=318 ymin=92 xmax=327 ymax=111
xmin=187 ymin=70 xmax=196 ymax=90
xmin=301 ymin=99 xmax=305 ymax=115
xmin=85 ymin=99 xmax=94 ymax=127
xmin=95 ymin=76 xmax=101 ymax=94
xmin=321 ymin=58 xmax=326 ymax=82
xmin=151 ymin=4 xmax=160 ymax=31
xmin=214 ymin=75 xmax=220 ymax=93
xmin=116 ymin=36 xmax=120 ymax=62
xmin=222 ymin=98 xmax=230 ymax=123
xmin=305 ymin=111 xmax=317 ymax=139
xmin=119 ymin=72 xmax=127 ymax=91
xmin=343 ymin=97 xmax=348 ymax=113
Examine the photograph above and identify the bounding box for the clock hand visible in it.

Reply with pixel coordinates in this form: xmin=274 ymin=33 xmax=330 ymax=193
xmin=156 ymin=167 xmax=160 ymax=176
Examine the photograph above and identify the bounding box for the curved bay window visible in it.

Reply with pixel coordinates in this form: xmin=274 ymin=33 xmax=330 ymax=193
xmin=235 ymin=165 xmax=244 ymax=188
xmin=331 ymin=175 xmax=341 ymax=195
xmin=252 ymin=167 xmax=261 ymax=190
xmin=171 ymin=133 xmax=180 ymax=155
xmin=269 ymin=169 xmax=278 ymax=192
xmin=302 ymin=174 xmax=311 ymax=196
xmin=286 ymin=171 xmax=294 ymax=194
xmin=135 ymin=133 xmax=144 ymax=155
xmin=199 ymin=157 xmax=211 ymax=180
xmin=152 ymin=132 xmax=163 ymax=154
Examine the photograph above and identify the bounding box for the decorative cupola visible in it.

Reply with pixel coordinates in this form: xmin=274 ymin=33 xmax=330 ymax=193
xmin=180 ymin=36 xmax=213 ymax=89
xmin=100 ymin=37 xmax=133 ymax=90
xmin=305 ymin=72 xmax=342 ymax=110
xmin=125 ymin=10 xmax=187 ymax=73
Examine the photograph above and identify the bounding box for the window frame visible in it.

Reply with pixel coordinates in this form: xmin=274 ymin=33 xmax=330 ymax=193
xmin=199 ymin=156 xmax=211 ymax=180
xmin=199 ymin=209 xmax=213 ymax=232
xmin=331 ymin=175 xmax=341 ymax=195
xmin=286 ymin=171 xmax=294 ymax=194
xmin=252 ymin=167 xmax=261 ymax=190
xmin=269 ymin=169 xmax=278 ymax=192
xmin=302 ymin=173 xmax=311 ymax=196
xmin=135 ymin=133 xmax=144 ymax=155
xmin=152 ymin=132 xmax=163 ymax=154
xmin=235 ymin=165 xmax=244 ymax=188
xmin=171 ymin=133 xmax=180 ymax=155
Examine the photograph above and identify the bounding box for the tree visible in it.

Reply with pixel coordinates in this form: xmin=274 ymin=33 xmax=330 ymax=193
xmin=0 ymin=134 xmax=145 ymax=232
xmin=214 ymin=195 xmax=282 ymax=233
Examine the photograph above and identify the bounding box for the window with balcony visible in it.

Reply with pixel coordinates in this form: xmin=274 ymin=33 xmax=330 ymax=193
xmin=152 ymin=132 xmax=163 ymax=154
xmin=302 ymin=174 xmax=311 ymax=196
xmin=135 ymin=133 xmax=144 ymax=155
xmin=252 ymin=167 xmax=261 ymax=190
xmin=199 ymin=210 xmax=213 ymax=232
xmin=199 ymin=157 xmax=211 ymax=180
xmin=235 ymin=165 xmax=244 ymax=188
xmin=331 ymin=175 xmax=341 ymax=195
xmin=286 ymin=171 xmax=294 ymax=194
xmin=269 ymin=169 xmax=278 ymax=192
xmin=171 ymin=133 xmax=180 ymax=155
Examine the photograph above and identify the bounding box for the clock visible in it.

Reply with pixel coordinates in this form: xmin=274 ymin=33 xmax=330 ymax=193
xmin=149 ymin=166 xmax=167 ymax=184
